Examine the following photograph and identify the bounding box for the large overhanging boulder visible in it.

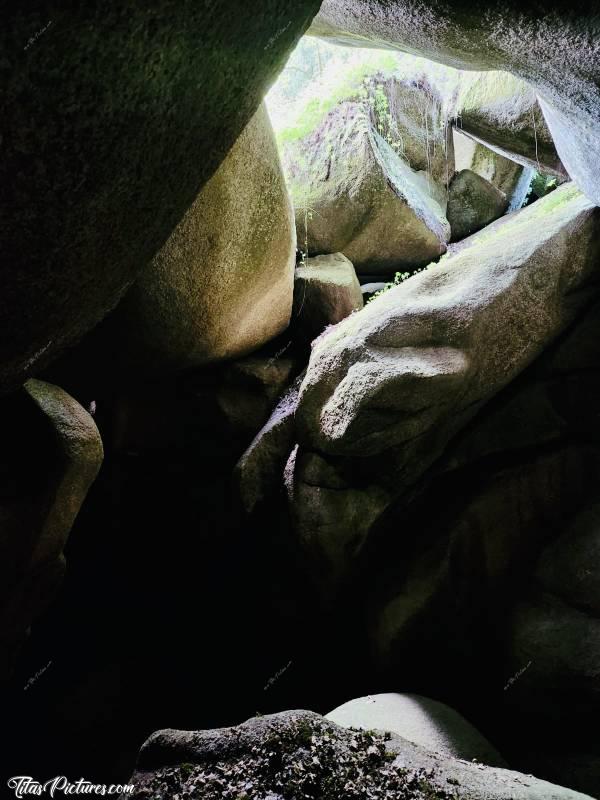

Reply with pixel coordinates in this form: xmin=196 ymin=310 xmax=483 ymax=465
xmin=309 ymin=0 xmax=600 ymax=205
xmin=0 ymin=2 xmax=320 ymax=393
xmin=287 ymin=183 xmax=600 ymax=579
xmin=287 ymin=101 xmax=450 ymax=273
xmin=87 ymin=103 xmax=296 ymax=374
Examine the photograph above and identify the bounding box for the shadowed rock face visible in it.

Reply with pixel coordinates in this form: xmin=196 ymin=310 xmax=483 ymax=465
xmin=288 ymin=184 xmax=600 ymax=578
xmin=452 ymin=130 xmax=530 ymax=208
xmin=0 ymin=1 xmax=321 ymax=393
xmin=309 ymin=0 xmax=600 ymax=204
xmin=0 ymin=380 xmax=103 ymax=677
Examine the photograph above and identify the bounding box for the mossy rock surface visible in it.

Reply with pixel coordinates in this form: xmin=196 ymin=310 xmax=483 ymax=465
xmin=128 ymin=709 xmax=595 ymax=799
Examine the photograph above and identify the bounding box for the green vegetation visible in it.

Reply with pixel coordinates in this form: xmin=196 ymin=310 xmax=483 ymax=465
xmin=367 ymin=265 xmax=433 ymax=303
xmin=266 ymin=37 xmax=461 ymax=148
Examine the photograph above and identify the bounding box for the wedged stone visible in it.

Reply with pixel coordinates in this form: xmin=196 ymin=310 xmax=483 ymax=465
xmin=0 ymin=1 xmax=320 ymax=393
xmin=456 ymin=72 xmax=564 ymax=176
xmin=297 ymin=183 xmax=599 ymax=459
xmin=215 ymin=353 xmax=297 ymax=439
xmin=453 ymin=129 xmax=531 ymax=209
xmin=0 ymin=380 xmax=103 ymax=677
xmin=236 ymin=378 xmax=303 ymax=515
xmin=507 ymin=591 xmax=600 ymax=711
xmin=447 ymin=169 xmax=509 ymax=241
xmin=292 ymin=253 xmax=363 ymax=343
xmin=535 ymin=504 xmax=600 ymax=617
xmin=372 ymin=443 xmax=600 ymax=672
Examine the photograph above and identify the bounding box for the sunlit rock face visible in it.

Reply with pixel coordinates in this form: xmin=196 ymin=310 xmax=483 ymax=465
xmin=287 ymin=184 xmax=600 ymax=579
xmin=273 ymin=54 xmax=457 ymax=272
xmin=0 ymin=380 xmax=103 ymax=677
xmin=285 ymin=101 xmax=450 ymax=273
xmin=309 ymin=0 xmax=600 ymax=205
xmin=326 ymin=693 xmax=507 ymax=766
xmin=90 ymin=103 xmax=296 ymax=374
xmin=453 ymin=130 xmax=530 ymax=209
xmin=455 ymin=72 xmax=565 ymax=177
xmin=0 ymin=2 xmax=320 ymax=394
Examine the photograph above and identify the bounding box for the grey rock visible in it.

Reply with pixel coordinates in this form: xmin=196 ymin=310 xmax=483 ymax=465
xmin=453 ymin=129 xmax=529 ymax=207
xmin=128 ymin=709 xmax=595 ymax=799
xmin=293 ymin=253 xmax=363 ymax=343
xmin=236 ymin=377 xmax=303 ymax=515
xmin=0 ymin=380 xmax=103 ymax=676
xmin=287 ymin=101 xmax=450 ymax=274
xmin=289 ymin=184 xmax=600 ymax=578
xmin=326 ymin=693 xmax=507 ymax=767
xmin=95 ymin=104 xmax=296 ymax=374
xmin=447 ymin=169 xmax=509 ymax=241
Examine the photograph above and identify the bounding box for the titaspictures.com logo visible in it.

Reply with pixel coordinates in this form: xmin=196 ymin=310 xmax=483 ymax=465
xmin=7 ymin=776 xmax=134 ymax=797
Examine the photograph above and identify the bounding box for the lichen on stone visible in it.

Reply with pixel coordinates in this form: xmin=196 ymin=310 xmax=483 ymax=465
xmin=132 ymin=716 xmax=454 ymax=800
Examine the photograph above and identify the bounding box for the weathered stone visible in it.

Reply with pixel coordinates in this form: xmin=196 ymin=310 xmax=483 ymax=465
xmin=447 ymin=169 xmax=509 ymax=241
xmin=84 ymin=104 xmax=296 ymax=375
xmin=214 ymin=352 xmax=297 ymax=439
xmin=287 ymin=101 xmax=450 ymax=273
xmin=309 ymin=0 xmax=599 ymax=204
xmin=361 ymin=282 xmax=387 ymax=301
xmin=128 ymin=710 xmax=594 ymax=799
xmin=0 ymin=380 xmax=103 ymax=677
xmin=292 ymin=253 xmax=363 ymax=343
xmin=456 ymin=72 xmax=564 ymax=176
xmin=373 ymin=444 xmax=600 ymax=672
xmin=0 ymin=2 xmax=321 ymax=393
xmin=288 ymin=184 xmax=600 ymax=578
xmin=453 ymin=129 xmax=530 ymax=208
xmin=297 ymin=183 xmax=599 ymax=458
xmin=236 ymin=377 xmax=303 ymax=515
xmin=326 ymin=693 xmax=507 ymax=766
xmin=507 ymin=591 xmax=600 ymax=711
